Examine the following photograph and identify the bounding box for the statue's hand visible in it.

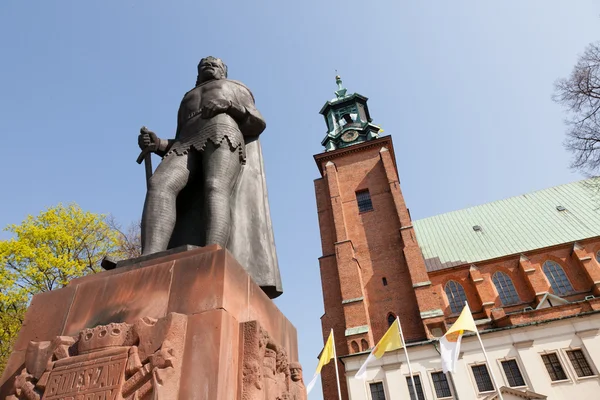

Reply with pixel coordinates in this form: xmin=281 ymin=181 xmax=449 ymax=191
xmin=201 ymin=99 xmax=231 ymax=119
xmin=138 ymin=126 xmax=159 ymax=151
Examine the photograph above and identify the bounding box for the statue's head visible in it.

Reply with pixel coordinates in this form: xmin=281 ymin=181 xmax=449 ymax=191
xmin=289 ymin=362 xmax=303 ymax=382
xmin=196 ymin=56 xmax=228 ymax=85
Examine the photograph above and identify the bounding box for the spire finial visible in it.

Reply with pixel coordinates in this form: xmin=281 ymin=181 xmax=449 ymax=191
xmin=334 ymin=70 xmax=347 ymax=99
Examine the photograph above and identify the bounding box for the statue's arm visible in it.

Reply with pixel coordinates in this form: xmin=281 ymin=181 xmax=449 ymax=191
xmin=229 ymin=86 xmax=266 ymax=137
xmin=154 ymin=100 xmax=185 ymax=157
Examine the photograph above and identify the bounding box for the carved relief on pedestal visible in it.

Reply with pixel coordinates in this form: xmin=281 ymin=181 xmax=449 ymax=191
xmin=8 ymin=313 xmax=186 ymax=400
xmin=241 ymin=321 xmax=307 ymax=400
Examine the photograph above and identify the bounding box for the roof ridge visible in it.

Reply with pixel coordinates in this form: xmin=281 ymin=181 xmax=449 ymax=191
xmin=414 ymin=177 xmax=597 ymax=223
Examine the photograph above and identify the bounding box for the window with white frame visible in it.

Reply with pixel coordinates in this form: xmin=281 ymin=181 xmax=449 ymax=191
xmin=471 ymin=364 xmax=495 ymax=393
xmin=492 ymin=271 xmax=521 ymax=305
xmin=541 ymin=353 xmax=568 ymax=381
xmin=542 ymin=261 xmax=574 ymax=296
xmin=567 ymin=349 xmax=595 ymax=378
xmin=406 ymin=375 xmax=426 ymax=400
xmin=444 ymin=280 xmax=468 ymax=314
xmin=369 ymin=382 xmax=386 ymax=400
xmin=430 ymin=371 xmax=452 ymax=398
xmin=500 ymin=359 xmax=526 ymax=387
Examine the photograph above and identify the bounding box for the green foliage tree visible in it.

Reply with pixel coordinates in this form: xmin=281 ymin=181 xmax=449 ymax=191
xmin=0 ymin=203 xmax=130 ymax=373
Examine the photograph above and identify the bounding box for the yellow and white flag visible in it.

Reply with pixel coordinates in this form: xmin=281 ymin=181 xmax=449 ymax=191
xmin=440 ymin=303 xmax=477 ymax=373
xmin=355 ymin=318 xmax=403 ymax=379
xmin=306 ymin=330 xmax=335 ymax=394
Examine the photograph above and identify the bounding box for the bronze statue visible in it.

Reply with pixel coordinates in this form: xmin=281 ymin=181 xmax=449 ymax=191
xmin=137 ymin=56 xmax=282 ymax=298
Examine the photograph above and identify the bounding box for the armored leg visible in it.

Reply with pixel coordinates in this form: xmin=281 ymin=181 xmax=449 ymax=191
xmin=201 ymin=141 xmax=242 ymax=248
xmin=141 ymin=153 xmax=197 ymax=255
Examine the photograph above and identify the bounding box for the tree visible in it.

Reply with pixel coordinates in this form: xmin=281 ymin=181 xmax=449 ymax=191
xmin=554 ymin=41 xmax=600 ymax=175
xmin=107 ymin=216 xmax=142 ymax=260
xmin=0 ymin=203 xmax=128 ymax=373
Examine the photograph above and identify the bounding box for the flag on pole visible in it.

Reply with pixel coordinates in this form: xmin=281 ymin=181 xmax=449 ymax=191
xmin=355 ymin=319 xmax=403 ymax=379
xmin=306 ymin=330 xmax=335 ymax=394
xmin=439 ymin=303 xmax=477 ymax=373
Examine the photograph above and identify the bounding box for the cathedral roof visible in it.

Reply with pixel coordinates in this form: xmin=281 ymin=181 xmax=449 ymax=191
xmin=413 ymin=178 xmax=600 ymax=272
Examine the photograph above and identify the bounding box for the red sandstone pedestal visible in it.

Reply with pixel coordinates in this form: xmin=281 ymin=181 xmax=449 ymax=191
xmin=0 ymin=245 xmax=307 ymax=400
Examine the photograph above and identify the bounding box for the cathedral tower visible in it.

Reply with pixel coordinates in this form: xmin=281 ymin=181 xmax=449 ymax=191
xmin=314 ymin=77 xmax=437 ymax=400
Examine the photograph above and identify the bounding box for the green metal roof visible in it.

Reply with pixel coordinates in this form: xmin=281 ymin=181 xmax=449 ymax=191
xmin=412 ymin=179 xmax=600 ymax=271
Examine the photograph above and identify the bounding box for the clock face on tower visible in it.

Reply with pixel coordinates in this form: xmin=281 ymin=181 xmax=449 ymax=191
xmin=341 ymin=130 xmax=359 ymax=143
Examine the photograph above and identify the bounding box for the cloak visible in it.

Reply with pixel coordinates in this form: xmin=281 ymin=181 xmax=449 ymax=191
xmin=166 ymin=79 xmax=282 ymax=298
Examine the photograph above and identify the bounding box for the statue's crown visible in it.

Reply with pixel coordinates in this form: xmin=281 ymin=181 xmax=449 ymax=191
xmin=78 ymin=322 xmax=135 ymax=354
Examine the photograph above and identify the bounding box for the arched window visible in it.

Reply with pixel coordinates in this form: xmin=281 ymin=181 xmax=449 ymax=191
xmin=361 ymin=339 xmax=369 ymax=351
xmin=351 ymin=341 xmax=360 ymax=353
xmin=387 ymin=313 xmax=396 ymax=327
xmin=492 ymin=271 xmax=520 ymax=305
xmin=445 ymin=281 xmax=468 ymax=314
xmin=543 ymin=261 xmax=574 ymax=296
xmin=596 ymin=250 xmax=600 ymax=264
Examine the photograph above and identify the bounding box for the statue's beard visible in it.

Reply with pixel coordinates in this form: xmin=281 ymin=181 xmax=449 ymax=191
xmin=195 ymin=72 xmax=225 ymax=86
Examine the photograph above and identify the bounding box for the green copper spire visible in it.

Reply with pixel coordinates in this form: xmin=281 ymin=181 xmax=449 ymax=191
xmin=319 ymin=75 xmax=381 ymax=151
xmin=334 ymin=74 xmax=347 ymax=99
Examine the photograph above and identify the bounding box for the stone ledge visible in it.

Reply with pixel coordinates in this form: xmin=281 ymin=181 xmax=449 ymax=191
xmin=342 ymin=297 xmax=364 ymax=304
xmin=420 ymin=309 xmax=444 ymax=319
xmin=345 ymin=325 xmax=369 ymax=337
xmin=412 ymin=281 xmax=431 ymax=288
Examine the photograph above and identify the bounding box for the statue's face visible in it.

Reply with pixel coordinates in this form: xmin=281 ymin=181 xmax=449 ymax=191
xmin=290 ymin=367 xmax=302 ymax=381
xmin=197 ymin=58 xmax=226 ymax=83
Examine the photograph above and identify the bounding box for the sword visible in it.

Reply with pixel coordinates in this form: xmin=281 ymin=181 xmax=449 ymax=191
xmin=137 ymin=126 xmax=156 ymax=189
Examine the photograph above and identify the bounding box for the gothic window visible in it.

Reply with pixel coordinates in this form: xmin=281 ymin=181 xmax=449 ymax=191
xmin=542 ymin=261 xmax=574 ymax=296
xmin=492 ymin=272 xmax=521 ymax=305
xmin=387 ymin=313 xmax=396 ymax=327
xmin=361 ymin=339 xmax=369 ymax=351
xmin=356 ymin=190 xmax=373 ymax=212
xmin=444 ymin=280 xmax=467 ymax=314
xmin=351 ymin=341 xmax=360 ymax=353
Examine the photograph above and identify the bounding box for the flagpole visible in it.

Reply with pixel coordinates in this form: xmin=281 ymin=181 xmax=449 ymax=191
xmin=466 ymin=303 xmax=504 ymax=400
xmin=331 ymin=329 xmax=343 ymax=400
xmin=397 ymin=317 xmax=419 ymax=400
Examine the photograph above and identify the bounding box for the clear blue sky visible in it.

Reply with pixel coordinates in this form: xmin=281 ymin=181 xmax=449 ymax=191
xmin=1 ymin=1 xmax=599 ymax=398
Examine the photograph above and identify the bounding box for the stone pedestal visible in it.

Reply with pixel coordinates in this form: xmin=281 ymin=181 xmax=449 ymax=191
xmin=0 ymin=245 xmax=307 ymax=400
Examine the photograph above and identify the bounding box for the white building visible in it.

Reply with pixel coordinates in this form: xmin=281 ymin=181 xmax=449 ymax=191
xmin=343 ymin=312 xmax=600 ymax=400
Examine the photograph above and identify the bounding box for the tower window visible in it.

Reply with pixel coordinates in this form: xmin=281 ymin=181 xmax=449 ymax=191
xmin=387 ymin=313 xmax=396 ymax=327
xmin=444 ymin=281 xmax=468 ymax=314
xmin=542 ymin=261 xmax=574 ymax=296
xmin=492 ymin=272 xmax=521 ymax=305
xmin=356 ymin=190 xmax=373 ymax=212
xmin=382 ymin=277 xmax=388 ymax=286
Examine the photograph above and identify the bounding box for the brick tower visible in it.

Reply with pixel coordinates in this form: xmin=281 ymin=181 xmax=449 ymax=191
xmin=314 ymin=77 xmax=438 ymax=400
